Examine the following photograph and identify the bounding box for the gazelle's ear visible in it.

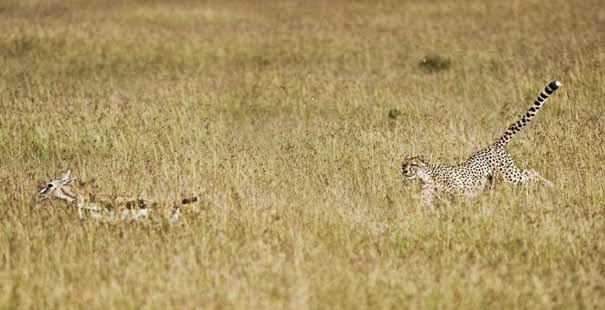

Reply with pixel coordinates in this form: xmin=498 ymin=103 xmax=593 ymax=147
xmin=61 ymin=169 xmax=72 ymax=181
xmin=61 ymin=170 xmax=77 ymax=184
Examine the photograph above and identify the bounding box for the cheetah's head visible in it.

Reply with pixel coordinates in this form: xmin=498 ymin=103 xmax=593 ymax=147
xmin=401 ymin=156 xmax=428 ymax=180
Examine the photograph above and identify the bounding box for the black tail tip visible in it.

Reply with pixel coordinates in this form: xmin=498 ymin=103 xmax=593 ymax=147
xmin=181 ymin=197 xmax=198 ymax=204
xmin=549 ymin=80 xmax=562 ymax=90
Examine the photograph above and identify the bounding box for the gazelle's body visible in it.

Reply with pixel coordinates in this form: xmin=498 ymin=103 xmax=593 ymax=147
xmin=37 ymin=170 xmax=197 ymax=222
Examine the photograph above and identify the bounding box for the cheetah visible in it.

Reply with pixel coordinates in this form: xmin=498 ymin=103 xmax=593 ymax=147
xmin=401 ymin=80 xmax=561 ymax=205
xmin=36 ymin=169 xmax=198 ymax=222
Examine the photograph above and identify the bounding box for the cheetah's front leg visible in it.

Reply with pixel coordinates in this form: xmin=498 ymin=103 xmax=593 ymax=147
xmin=420 ymin=185 xmax=437 ymax=206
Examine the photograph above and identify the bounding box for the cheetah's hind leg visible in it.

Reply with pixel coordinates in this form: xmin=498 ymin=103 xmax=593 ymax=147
xmin=526 ymin=169 xmax=554 ymax=188
xmin=498 ymin=152 xmax=554 ymax=188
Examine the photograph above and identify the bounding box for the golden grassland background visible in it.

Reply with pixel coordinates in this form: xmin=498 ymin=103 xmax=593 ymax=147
xmin=0 ymin=0 xmax=603 ymax=308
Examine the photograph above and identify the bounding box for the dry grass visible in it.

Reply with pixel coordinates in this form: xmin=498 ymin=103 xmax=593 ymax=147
xmin=1 ymin=0 xmax=604 ymax=308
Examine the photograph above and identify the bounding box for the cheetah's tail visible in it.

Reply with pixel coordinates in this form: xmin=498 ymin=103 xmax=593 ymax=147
xmin=494 ymin=80 xmax=561 ymax=147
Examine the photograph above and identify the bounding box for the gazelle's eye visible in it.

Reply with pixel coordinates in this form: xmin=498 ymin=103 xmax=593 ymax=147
xmin=47 ymin=183 xmax=53 ymax=188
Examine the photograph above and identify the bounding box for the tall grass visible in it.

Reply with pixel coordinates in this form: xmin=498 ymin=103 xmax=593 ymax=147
xmin=1 ymin=0 xmax=603 ymax=308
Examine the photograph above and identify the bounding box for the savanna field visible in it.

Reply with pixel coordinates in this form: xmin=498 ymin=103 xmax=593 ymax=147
xmin=0 ymin=0 xmax=604 ymax=308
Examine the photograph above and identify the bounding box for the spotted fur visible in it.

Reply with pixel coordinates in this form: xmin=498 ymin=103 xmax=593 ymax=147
xmin=402 ymin=80 xmax=561 ymax=205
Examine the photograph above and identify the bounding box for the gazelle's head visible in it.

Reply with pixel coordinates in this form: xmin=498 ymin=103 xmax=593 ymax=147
xmin=37 ymin=170 xmax=79 ymax=203
xmin=401 ymin=156 xmax=428 ymax=180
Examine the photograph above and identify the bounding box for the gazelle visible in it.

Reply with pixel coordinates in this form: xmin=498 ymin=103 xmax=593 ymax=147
xmin=37 ymin=170 xmax=198 ymax=222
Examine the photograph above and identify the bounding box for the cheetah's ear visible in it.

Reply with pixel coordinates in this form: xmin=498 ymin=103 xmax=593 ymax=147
xmin=414 ymin=155 xmax=428 ymax=165
xmin=405 ymin=155 xmax=423 ymax=160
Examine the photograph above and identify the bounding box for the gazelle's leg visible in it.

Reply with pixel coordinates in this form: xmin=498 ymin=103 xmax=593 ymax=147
xmin=135 ymin=208 xmax=150 ymax=220
xmin=171 ymin=208 xmax=182 ymax=223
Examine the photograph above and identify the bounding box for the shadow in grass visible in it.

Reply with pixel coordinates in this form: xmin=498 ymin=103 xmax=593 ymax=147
xmin=419 ymin=55 xmax=451 ymax=73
